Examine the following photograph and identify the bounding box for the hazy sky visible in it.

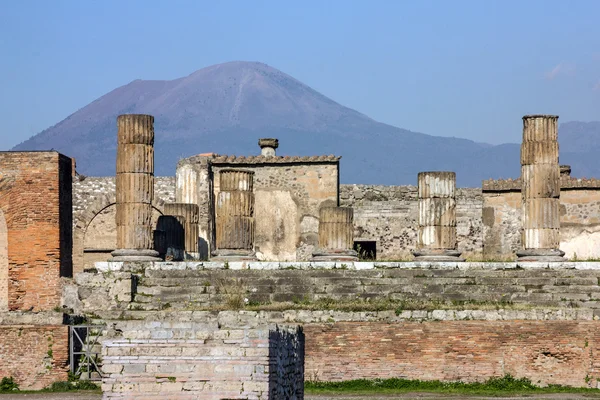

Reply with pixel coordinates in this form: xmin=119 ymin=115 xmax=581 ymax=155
xmin=1 ymin=0 xmax=599 ymax=150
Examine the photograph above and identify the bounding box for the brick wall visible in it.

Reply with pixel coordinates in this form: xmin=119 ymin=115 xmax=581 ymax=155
xmin=0 ymin=152 xmax=72 ymax=311
xmin=0 ymin=210 xmax=7 ymax=311
xmin=304 ymin=320 xmax=600 ymax=387
xmin=0 ymin=324 xmax=69 ymax=389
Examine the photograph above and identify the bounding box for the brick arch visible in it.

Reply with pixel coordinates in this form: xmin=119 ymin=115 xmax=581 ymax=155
xmin=0 ymin=209 xmax=7 ymax=311
xmin=73 ymin=193 xmax=165 ymax=274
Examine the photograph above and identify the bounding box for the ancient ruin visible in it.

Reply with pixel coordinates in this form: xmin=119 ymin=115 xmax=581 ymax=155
xmin=213 ymin=169 xmax=257 ymax=260
xmin=517 ymin=115 xmax=565 ymax=262
xmin=163 ymin=202 xmax=200 ymax=259
xmin=5 ymin=113 xmax=600 ymax=397
xmin=413 ymin=171 xmax=463 ymax=261
xmin=111 ymin=114 xmax=161 ymax=261
xmin=312 ymin=207 xmax=358 ymax=261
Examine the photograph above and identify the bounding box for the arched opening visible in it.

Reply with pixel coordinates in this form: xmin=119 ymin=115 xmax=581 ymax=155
xmin=82 ymin=204 xmax=163 ymax=270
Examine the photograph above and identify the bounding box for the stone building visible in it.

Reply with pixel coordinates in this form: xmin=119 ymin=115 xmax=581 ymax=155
xmin=175 ymin=148 xmax=340 ymax=262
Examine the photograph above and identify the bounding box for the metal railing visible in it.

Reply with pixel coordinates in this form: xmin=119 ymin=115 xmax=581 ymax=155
xmin=69 ymin=325 xmax=104 ymax=380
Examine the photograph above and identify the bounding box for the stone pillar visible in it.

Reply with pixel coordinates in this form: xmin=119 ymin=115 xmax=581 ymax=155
xmin=212 ymin=170 xmax=257 ymax=260
xmin=412 ymin=171 xmax=463 ymax=261
xmin=164 ymin=203 xmax=200 ymax=260
xmin=517 ymin=115 xmax=565 ymax=262
xmin=258 ymin=138 xmax=278 ymax=157
xmin=175 ymin=163 xmax=199 ymax=205
xmin=155 ymin=215 xmax=185 ymax=261
xmin=111 ymin=114 xmax=161 ymax=261
xmin=312 ymin=207 xmax=358 ymax=261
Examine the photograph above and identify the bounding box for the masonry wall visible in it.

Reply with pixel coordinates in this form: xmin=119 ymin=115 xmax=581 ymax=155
xmin=483 ymin=178 xmax=600 ymax=260
xmin=0 ymin=210 xmax=7 ymax=311
xmin=0 ymin=152 xmax=72 ymax=311
xmin=0 ymin=323 xmax=69 ymax=389
xmin=66 ymin=261 xmax=600 ymax=388
xmin=305 ymin=320 xmax=600 ymax=387
xmin=340 ymin=185 xmax=483 ymax=260
xmin=101 ymin=324 xmax=304 ymax=399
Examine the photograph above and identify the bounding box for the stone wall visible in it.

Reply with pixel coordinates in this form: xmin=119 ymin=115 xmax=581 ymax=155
xmin=483 ymin=177 xmax=600 ymax=260
xmin=340 ymin=185 xmax=483 ymax=260
xmin=0 ymin=151 xmax=72 ymax=311
xmin=305 ymin=320 xmax=600 ymax=387
xmin=178 ymin=154 xmax=340 ymax=261
xmin=63 ymin=260 xmax=600 ymax=389
xmin=72 ymin=176 xmax=175 ymax=273
xmin=69 ymin=262 xmax=600 ymax=314
xmin=0 ymin=314 xmax=69 ymax=390
xmin=101 ymin=322 xmax=304 ymax=399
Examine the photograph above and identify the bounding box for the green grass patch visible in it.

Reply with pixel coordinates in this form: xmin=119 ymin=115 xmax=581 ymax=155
xmin=305 ymin=375 xmax=600 ymax=396
xmin=0 ymin=375 xmax=101 ymax=394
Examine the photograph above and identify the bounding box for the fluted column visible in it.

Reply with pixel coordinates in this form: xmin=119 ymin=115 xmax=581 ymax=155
xmin=412 ymin=171 xmax=463 ymax=261
xmin=212 ymin=170 xmax=257 ymax=260
xmin=517 ymin=115 xmax=565 ymax=262
xmin=111 ymin=114 xmax=160 ymax=261
xmin=164 ymin=203 xmax=200 ymax=260
xmin=312 ymin=207 xmax=358 ymax=261
xmin=175 ymin=163 xmax=199 ymax=205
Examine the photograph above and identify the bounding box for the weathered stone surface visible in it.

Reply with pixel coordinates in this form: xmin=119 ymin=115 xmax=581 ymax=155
xmin=258 ymin=138 xmax=279 ymax=157
xmin=519 ymin=115 xmax=564 ymax=261
xmin=164 ymin=203 xmax=200 ymax=257
xmin=415 ymin=172 xmax=462 ymax=261
xmin=101 ymin=324 xmax=304 ymax=399
xmin=215 ymin=170 xmax=255 ymax=258
xmin=113 ymin=114 xmax=160 ymax=261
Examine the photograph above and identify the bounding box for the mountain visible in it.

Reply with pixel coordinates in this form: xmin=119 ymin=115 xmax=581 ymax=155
xmin=11 ymin=61 xmax=600 ymax=186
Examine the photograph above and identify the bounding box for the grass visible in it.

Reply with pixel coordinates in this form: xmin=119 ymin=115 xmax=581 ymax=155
xmin=0 ymin=376 xmax=100 ymax=394
xmin=305 ymin=375 xmax=600 ymax=396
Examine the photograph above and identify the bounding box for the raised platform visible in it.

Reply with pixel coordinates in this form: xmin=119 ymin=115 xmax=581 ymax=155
xmin=93 ymin=260 xmax=600 ymax=272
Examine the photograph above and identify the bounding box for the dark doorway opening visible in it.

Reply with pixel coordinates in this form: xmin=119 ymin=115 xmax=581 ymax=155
xmin=354 ymin=241 xmax=376 ymax=260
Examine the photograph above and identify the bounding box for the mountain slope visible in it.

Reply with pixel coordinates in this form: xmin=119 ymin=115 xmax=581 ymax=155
xmin=11 ymin=61 xmax=598 ymax=186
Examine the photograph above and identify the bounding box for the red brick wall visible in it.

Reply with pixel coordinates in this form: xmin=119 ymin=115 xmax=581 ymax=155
xmin=0 ymin=325 xmax=69 ymax=389
xmin=305 ymin=321 xmax=600 ymax=387
xmin=0 ymin=152 xmax=73 ymax=311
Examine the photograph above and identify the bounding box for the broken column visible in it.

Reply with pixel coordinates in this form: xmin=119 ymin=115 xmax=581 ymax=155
xmin=517 ymin=115 xmax=565 ymax=262
xmin=412 ymin=171 xmax=464 ymax=261
xmin=258 ymin=138 xmax=278 ymax=157
xmin=312 ymin=207 xmax=358 ymax=261
xmin=111 ymin=114 xmax=160 ymax=261
xmin=164 ymin=203 xmax=200 ymax=260
xmin=212 ymin=170 xmax=257 ymax=260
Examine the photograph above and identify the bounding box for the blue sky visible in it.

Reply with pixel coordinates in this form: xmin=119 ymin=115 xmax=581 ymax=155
xmin=1 ymin=0 xmax=599 ymax=150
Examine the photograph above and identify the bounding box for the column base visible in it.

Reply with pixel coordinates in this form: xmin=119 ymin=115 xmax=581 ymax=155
xmin=111 ymin=249 xmax=162 ymax=261
xmin=516 ymin=249 xmax=565 ymax=262
xmin=210 ymin=249 xmax=258 ymax=261
xmin=311 ymin=249 xmax=359 ymax=262
xmin=412 ymin=249 xmax=465 ymax=262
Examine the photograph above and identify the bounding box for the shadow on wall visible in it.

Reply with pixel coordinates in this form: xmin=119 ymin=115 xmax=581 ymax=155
xmin=268 ymin=326 xmax=305 ymax=398
xmin=198 ymin=238 xmax=209 ymax=261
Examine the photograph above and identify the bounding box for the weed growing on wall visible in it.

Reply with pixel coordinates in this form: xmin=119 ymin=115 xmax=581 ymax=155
xmin=0 ymin=377 xmax=19 ymax=392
